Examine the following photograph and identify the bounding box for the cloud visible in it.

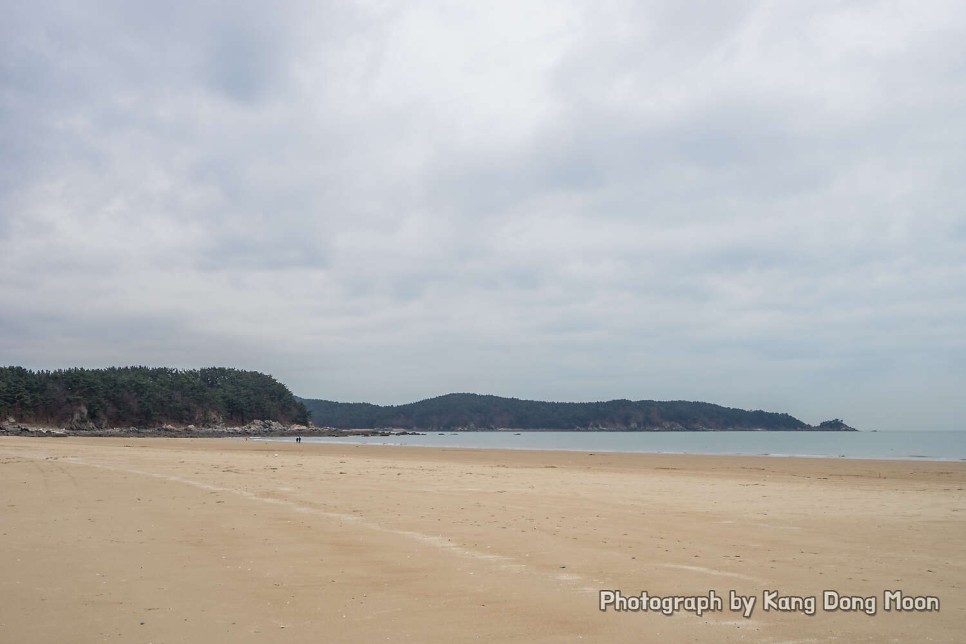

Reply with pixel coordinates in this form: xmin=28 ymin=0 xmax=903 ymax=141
xmin=2 ymin=0 xmax=965 ymax=430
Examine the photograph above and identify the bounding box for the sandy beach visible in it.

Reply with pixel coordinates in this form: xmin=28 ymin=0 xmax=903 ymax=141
xmin=1 ymin=437 xmax=963 ymax=642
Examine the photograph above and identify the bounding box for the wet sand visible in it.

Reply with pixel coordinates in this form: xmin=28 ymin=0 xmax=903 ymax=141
xmin=1 ymin=437 xmax=964 ymax=642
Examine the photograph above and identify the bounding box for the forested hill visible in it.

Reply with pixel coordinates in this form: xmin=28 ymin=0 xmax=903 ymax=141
xmin=1 ymin=366 xmax=308 ymax=429
xmin=300 ymin=393 xmax=846 ymax=431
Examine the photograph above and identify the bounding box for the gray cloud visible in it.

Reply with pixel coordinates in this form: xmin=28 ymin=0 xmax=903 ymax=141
xmin=2 ymin=1 xmax=965 ymax=429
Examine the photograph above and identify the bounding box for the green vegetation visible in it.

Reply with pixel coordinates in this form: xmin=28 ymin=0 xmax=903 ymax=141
xmin=300 ymin=393 xmax=821 ymax=431
xmin=0 ymin=366 xmax=308 ymax=429
xmin=816 ymin=418 xmax=855 ymax=431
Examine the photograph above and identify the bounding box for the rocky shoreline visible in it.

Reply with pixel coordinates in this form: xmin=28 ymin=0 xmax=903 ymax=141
xmin=0 ymin=418 xmax=423 ymax=439
xmin=2 ymin=416 xmax=856 ymax=437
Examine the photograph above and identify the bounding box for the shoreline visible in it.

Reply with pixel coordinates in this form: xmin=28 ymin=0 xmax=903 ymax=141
xmin=251 ymin=432 xmax=966 ymax=463
xmin=8 ymin=426 xmax=964 ymax=462
xmin=1 ymin=424 xmax=863 ymax=436
xmin=253 ymin=435 xmax=966 ymax=463
xmin=2 ymin=436 xmax=963 ymax=642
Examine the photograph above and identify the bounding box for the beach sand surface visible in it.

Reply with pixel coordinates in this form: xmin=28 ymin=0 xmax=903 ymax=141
xmin=1 ymin=437 xmax=963 ymax=642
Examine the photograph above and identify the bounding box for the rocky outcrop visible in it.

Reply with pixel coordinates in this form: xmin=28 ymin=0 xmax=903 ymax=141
xmin=1 ymin=417 xmax=67 ymax=436
xmin=67 ymin=404 xmax=97 ymax=431
xmin=813 ymin=419 xmax=857 ymax=431
xmin=1 ymin=416 xmax=27 ymax=434
xmin=0 ymin=418 xmax=422 ymax=438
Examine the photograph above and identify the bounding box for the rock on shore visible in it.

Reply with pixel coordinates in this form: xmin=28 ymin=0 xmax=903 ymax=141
xmin=0 ymin=417 xmax=420 ymax=438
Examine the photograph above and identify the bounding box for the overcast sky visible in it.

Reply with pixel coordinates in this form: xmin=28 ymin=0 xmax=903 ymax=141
xmin=2 ymin=1 xmax=964 ymax=430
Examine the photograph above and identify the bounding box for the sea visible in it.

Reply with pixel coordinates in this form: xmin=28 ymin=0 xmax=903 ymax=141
xmin=267 ymin=430 xmax=966 ymax=462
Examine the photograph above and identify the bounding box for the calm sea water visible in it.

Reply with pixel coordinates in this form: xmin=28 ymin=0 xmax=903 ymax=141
xmin=272 ymin=430 xmax=966 ymax=462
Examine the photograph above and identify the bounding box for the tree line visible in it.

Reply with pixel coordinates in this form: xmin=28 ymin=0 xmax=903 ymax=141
xmin=0 ymin=366 xmax=308 ymax=428
xmin=300 ymin=393 xmax=820 ymax=431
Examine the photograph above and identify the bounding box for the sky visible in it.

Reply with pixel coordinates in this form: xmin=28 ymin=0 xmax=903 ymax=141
xmin=2 ymin=1 xmax=965 ymax=430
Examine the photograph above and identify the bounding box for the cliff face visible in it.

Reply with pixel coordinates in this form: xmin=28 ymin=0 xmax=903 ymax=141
xmin=0 ymin=366 xmax=309 ymax=429
xmin=300 ymin=393 xmax=845 ymax=431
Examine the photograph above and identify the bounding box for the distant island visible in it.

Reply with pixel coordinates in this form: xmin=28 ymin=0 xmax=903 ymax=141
xmin=300 ymin=393 xmax=856 ymax=432
xmin=0 ymin=367 xmax=856 ymax=435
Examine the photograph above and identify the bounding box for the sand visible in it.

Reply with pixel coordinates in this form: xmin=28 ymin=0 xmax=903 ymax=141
xmin=1 ymin=437 xmax=963 ymax=643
